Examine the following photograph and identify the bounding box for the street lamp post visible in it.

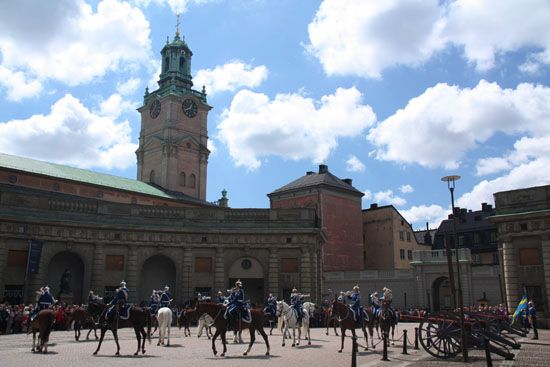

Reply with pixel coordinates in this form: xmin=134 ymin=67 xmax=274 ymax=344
xmin=441 ymin=175 xmax=468 ymax=362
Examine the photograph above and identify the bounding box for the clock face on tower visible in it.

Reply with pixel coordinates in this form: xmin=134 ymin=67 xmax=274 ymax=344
xmin=182 ymin=98 xmax=198 ymax=118
xmin=149 ymin=99 xmax=161 ymax=119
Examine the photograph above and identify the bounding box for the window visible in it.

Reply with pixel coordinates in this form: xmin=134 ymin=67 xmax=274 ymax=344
xmin=7 ymin=250 xmax=27 ymax=267
xmin=519 ymin=248 xmax=541 ymax=266
xmin=286 ymin=237 xmax=292 ymax=243
xmin=104 ymin=286 xmax=118 ymax=303
xmin=406 ymin=232 xmax=411 ymax=241
xmin=105 ymin=255 xmax=124 ymax=271
xmin=195 ymin=257 xmax=212 ymax=272
xmin=179 ymin=57 xmax=185 ymax=71
xmin=458 ymin=235 xmax=465 ymax=247
xmin=400 ymin=249 xmax=405 ymax=260
xmin=179 ymin=172 xmax=186 ymax=186
xmin=473 ymin=233 xmax=480 ymax=245
xmin=407 ymin=250 xmax=412 ymax=260
xmin=525 ymin=285 xmax=545 ymax=312
xmin=490 ymin=231 xmax=497 ymax=243
xmin=189 ymin=174 xmax=196 ymax=188
xmin=520 ymin=223 xmax=528 ymax=231
xmin=492 ymin=253 xmax=499 ymax=265
xmin=149 ymin=170 xmax=156 ymax=184
xmin=3 ymin=285 xmax=23 ymax=305
xmin=399 ymin=231 xmax=404 ymax=241
xmin=164 ymin=57 xmax=169 ymax=72
xmin=281 ymin=258 xmax=299 ymax=273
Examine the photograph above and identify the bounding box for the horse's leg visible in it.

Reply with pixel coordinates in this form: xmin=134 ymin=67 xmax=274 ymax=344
xmin=32 ymin=331 xmax=36 ymax=352
xmin=93 ymin=326 xmax=107 ymax=355
xmin=338 ymin=328 xmax=345 ymax=353
xmin=133 ymin=327 xmax=141 ymax=355
xmin=258 ymin=325 xmax=270 ymax=356
xmin=220 ymin=328 xmax=228 ymax=357
xmin=281 ymin=322 xmax=287 ymax=347
xmin=391 ymin=324 xmax=395 ymax=346
xmin=239 ymin=330 xmax=243 ymax=344
xmin=112 ymin=328 xmax=121 ymax=356
xmin=334 ymin=317 xmax=339 ymax=336
xmin=167 ymin=323 xmax=171 ymax=347
xmin=369 ymin=324 xmax=375 ymax=349
xmin=244 ymin=327 xmax=255 ymax=356
xmin=211 ymin=328 xmax=220 ymax=356
xmin=86 ymin=326 xmax=92 ymax=340
xmin=362 ymin=324 xmax=368 ymax=351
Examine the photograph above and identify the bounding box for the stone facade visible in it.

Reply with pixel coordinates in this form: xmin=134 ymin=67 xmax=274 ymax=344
xmin=0 ymin=183 xmax=323 ymax=305
xmin=491 ymin=184 xmax=550 ymax=327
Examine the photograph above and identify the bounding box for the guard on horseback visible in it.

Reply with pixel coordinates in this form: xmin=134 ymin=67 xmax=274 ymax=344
xmin=347 ymin=285 xmax=362 ymax=321
xmin=148 ymin=290 xmax=160 ymax=314
xmin=159 ymin=286 xmax=172 ymax=308
xmin=217 ymin=290 xmax=227 ymax=305
xmin=106 ymin=280 xmax=129 ymax=321
xmin=381 ymin=286 xmax=397 ymax=322
xmin=88 ymin=290 xmax=103 ymax=305
xmin=290 ymin=288 xmax=307 ymax=325
xmin=370 ymin=290 xmax=381 ymax=317
xmin=264 ymin=293 xmax=277 ymax=317
xmin=224 ymin=279 xmax=250 ymax=330
xmin=31 ymin=286 xmax=56 ymax=321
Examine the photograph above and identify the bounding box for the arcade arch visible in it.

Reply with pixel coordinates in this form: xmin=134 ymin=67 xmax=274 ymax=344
xmin=46 ymin=251 xmax=85 ymax=304
xmin=228 ymin=257 xmax=264 ymax=305
xmin=432 ymin=276 xmax=452 ymax=311
xmin=139 ymin=255 xmax=177 ymax=303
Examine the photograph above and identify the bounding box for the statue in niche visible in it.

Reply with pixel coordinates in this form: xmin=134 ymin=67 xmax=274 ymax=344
xmin=60 ymin=268 xmax=72 ymax=294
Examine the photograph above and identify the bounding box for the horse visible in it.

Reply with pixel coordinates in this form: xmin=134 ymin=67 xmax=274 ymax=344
xmin=92 ymin=303 xmax=152 ymax=356
xmin=29 ymin=309 xmax=55 ymax=353
xmin=324 ymin=305 xmax=339 ymax=336
xmin=195 ymin=301 xmax=270 ymax=357
xmin=331 ymin=300 xmax=376 ymax=353
xmin=176 ymin=307 xmax=192 ymax=337
xmin=156 ymin=307 xmax=172 ymax=346
xmin=275 ymin=301 xmax=310 ymax=347
xmin=377 ymin=301 xmax=398 ymax=345
xmin=66 ymin=306 xmax=98 ymax=341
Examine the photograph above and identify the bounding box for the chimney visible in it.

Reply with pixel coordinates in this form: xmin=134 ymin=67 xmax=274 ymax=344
xmin=306 ymin=171 xmax=315 ymax=175
xmin=481 ymin=202 xmax=488 ymax=211
xmin=318 ymin=164 xmax=328 ymax=174
xmin=370 ymin=203 xmax=378 ymax=209
xmin=426 ymin=222 xmax=429 ymax=231
xmin=343 ymin=178 xmax=353 ymax=185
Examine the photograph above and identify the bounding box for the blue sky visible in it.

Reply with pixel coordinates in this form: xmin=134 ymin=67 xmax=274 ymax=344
xmin=1 ymin=0 xmax=549 ymax=229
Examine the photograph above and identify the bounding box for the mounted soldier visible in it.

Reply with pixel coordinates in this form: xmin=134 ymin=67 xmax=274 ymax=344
xmin=106 ymin=280 xmax=129 ymax=321
xmin=264 ymin=293 xmax=277 ymax=317
xmin=380 ymin=286 xmax=397 ymax=322
xmin=159 ymin=286 xmax=172 ymax=308
xmin=290 ymin=288 xmax=308 ymax=325
xmin=347 ymin=285 xmax=361 ymax=321
xmin=148 ymin=290 xmax=160 ymax=314
xmin=217 ymin=290 xmax=227 ymax=305
xmin=224 ymin=280 xmax=249 ymax=330
xmin=31 ymin=286 xmax=56 ymax=321
xmin=88 ymin=290 xmax=103 ymax=305
xmin=370 ymin=290 xmax=381 ymax=317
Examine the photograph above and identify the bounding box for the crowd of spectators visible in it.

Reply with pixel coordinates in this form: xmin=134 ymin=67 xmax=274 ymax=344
xmin=0 ymin=302 xmax=79 ymax=335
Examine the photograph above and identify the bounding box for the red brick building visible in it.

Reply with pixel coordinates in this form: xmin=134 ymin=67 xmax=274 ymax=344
xmin=268 ymin=164 xmax=364 ymax=271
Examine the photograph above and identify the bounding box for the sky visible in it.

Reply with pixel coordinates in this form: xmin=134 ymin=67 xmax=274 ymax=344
xmin=0 ymin=0 xmax=549 ymax=230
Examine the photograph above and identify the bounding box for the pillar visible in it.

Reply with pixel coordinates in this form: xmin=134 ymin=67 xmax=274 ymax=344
xmin=502 ymin=239 xmax=519 ymax=313
xmin=90 ymin=242 xmax=105 ymax=293
xmin=0 ymin=238 xmax=6 ymax=299
xmin=311 ymin=246 xmax=319 ymax=303
xmin=214 ymin=247 xmax=225 ymax=293
xmin=300 ymin=247 xmax=312 ymax=295
xmin=126 ymin=245 xmax=138 ymax=302
xmin=542 ymin=236 xmax=550 ymax=316
xmin=182 ymin=247 xmax=193 ymax=301
xmin=268 ymin=248 xmax=279 ymax=296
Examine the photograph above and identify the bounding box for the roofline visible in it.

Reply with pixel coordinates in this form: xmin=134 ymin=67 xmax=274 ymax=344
xmin=267 ymin=182 xmax=364 ymax=198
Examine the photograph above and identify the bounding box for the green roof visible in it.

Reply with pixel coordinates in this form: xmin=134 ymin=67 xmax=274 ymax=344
xmin=0 ymin=152 xmax=198 ymax=202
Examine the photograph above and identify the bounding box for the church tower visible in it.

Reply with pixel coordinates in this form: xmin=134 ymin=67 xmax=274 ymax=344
xmin=136 ymin=20 xmax=211 ymax=201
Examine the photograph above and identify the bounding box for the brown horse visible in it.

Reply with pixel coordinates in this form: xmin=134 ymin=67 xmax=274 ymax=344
xmin=66 ymin=306 xmax=98 ymax=341
xmin=176 ymin=307 xmax=192 ymax=337
xmin=195 ymin=301 xmax=270 ymax=357
xmin=93 ymin=303 xmax=152 ymax=356
xmin=324 ymin=305 xmax=339 ymax=336
xmin=29 ymin=309 xmax=55 ymax=353
xmin=377 ymin=301 xmax=398 ymax=345
xmin=331 ymin=300 xmax=376 ymax=353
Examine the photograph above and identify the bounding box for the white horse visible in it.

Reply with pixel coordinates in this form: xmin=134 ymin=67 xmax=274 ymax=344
xmin=156 ymin=307 xmax=172 ymax=346
xmin=276 ymin=301 xmax=310 ymax=347
xmin=197 ymin=313 xmax=214 ymax=339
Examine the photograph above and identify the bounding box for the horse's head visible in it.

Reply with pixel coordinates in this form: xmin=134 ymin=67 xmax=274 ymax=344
xmin=275 ymin=301 xmax=284 ymax=316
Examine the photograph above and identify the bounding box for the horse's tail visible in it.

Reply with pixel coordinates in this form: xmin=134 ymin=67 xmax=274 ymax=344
xmin=40 ymin=311 xmax=55 ymax=345
xmin=146 ymin=309 xmax=152 ymax=344
xmin=277 ymin=314 xmax=283 ymax=332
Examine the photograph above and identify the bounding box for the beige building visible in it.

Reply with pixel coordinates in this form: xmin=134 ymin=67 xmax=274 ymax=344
xmin=491 ymin=184 xmax=550 ymax=327
xmin=363 ymin=204 xmax=431 ymax=270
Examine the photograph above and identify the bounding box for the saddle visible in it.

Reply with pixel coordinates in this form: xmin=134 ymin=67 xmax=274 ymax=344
xmin=107 ymin=304 xmax=133 ymax=321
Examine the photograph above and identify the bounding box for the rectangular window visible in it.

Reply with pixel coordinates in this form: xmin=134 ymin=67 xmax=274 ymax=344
xmin=281 ymin=258 xmax=299 ymax=273
xmin=3 ymin=285 xmax=23 ymax=305
xmin=104 ymin=286 xmax=118 ymax=303
xmin=473 ymin=233 xmax=480 ymax=245
xmin=399 ymin=231 xmax=404 ymax=241
xmin=195 ymin=257 xmax=212 ymax=272
xmin=519 ymin=248 xmax=541 ymax=266
xmin=400 ymin=249 xmax=405 ymax=260
xmin=7 ymin=250 xmax=27 ymax=267
xmin=492 ymin=253 xmax=499 ymax=265
xmin=458 ymin=235 xmax=465 ymax=247
xmin=407 ymin=250 xmax=412 ymax=260
xmin=105 ymin=255 xmax=124 ymax=271
xmin=406 ymin=232 xmax=411 ymax=241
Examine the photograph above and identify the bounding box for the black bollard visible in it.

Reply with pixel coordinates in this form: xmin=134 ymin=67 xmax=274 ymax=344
xmin=414 ymin=327 xmax=419 ymax=350
xmin=484 ymin=338 xmax=493 ymax=367
xmin=351 ymin=335 xmax=357 ymax=367
xmin=402 ymin=329 xmax=409 ymax=355
xmin=381 ymin=333 xmax=389 ymax=361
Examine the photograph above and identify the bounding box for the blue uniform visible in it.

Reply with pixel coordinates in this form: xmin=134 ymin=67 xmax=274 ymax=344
xmin=349 ymin=292 xmax=361 ymax=320
xmin=264 ymin=295 xmax=277 ymax=316
xmin=290 ymin=293 xmax=304 ymax=320
xmin=148 ymin=294 xmax=159 ymax=313
xmin=160 ymin=291 xmax=172 ymax=308
xmin=38 ymin=292 xmax=55 ymax=310
xmin=106 ymin=286 xmax=129 ymax=320
xmin=226 ymin=288 xmax=245 ymax=319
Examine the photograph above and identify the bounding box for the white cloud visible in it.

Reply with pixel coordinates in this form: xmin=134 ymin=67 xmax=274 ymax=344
xmin=0 ymin=94 xmax=137 ymax=170
xmin=133 ymin=0 xmax=215 ymax=14
xmin=475 ymin=157 xmax=511 ymax=176
xmin=307 ymin=0 xmax=550 ymax=78
xmin=401 ymin=204 xmax=448 ymax=229
xmin=217 ymin=87 xmax=376 ymax=170
xmin=346 ymin=155 xmax=365 ymax=172
xmin=0 ymin=0 xmax=152 ymax=99
xmin=194 ymin=61 xmax=268 ymax=95
xmin=0 ymin=66 xmax=43 ymax=101
xmin=117 ymin=78 xmax=142 ymax=96
xmin=368 ymin=80 xmax=550 ymax=169
xmin=399 ymin=184 xmax=414 ymax=194
xmin=362 ymin=189 xmax=372 ymax=201
xmin=372 ymin=189 xmax=406 ymax=206
xmin=98 ymin=94 xmax=137 ymax=119
xmin=207 ymin=139 xmax=217 ymax=156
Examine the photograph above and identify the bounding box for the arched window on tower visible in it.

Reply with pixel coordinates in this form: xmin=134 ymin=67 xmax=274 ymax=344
xmin=189 ymin=174 xmax=196 ymax=189
xmin=150 ymin=170 xmax=156 ymax=184
xmin=179 ymin=172 xmax=186 ymax=187
xmin=164 ymin=57 xmax=169 ymax=72
xmin=179 ymin=57 xmax=185 ymax=72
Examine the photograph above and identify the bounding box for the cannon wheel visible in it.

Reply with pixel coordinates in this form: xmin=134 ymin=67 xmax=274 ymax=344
xmin=418 ymin=312 xmax=462 ymax=359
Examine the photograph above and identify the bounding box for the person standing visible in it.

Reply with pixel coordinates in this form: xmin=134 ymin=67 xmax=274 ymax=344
xmin=528 ymin=301 xmax=538 ymax=340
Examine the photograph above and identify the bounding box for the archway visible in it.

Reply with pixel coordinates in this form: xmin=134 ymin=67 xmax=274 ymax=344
xmin=229 ymin=257 xmax=264 ymax=306
xmin=432 ymin=276 xmax=452 ymax=311
xmin=46 ymin=251 xmax=85 ymax=304
xmin=139 ymin=255 xmax=176 ymax=303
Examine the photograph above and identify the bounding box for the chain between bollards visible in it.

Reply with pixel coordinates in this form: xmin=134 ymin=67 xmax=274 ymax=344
xmin=351 ymin=335 xmax=357 ymax=367
xmin=414 ymin=327 xmax=419 ymax=350
xmin=402 ymin=329 xmax=409 ymax=355
xmin=484 ymin=337 xmax=493 ymax=367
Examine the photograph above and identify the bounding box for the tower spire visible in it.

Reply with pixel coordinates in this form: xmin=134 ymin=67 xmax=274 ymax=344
xmin=175 ymin=13 xmax=180 ymax=40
